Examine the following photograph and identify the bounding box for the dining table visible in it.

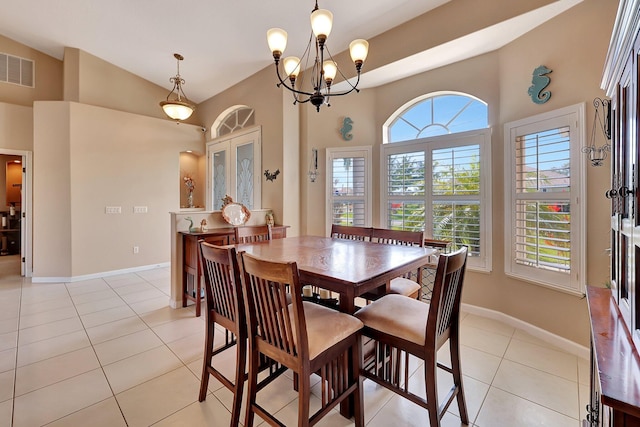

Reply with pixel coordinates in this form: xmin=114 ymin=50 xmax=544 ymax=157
xmin=236 ymin=234 xmax=436 ymax=418
xmin=236 ymin=234 xmax=436 ymax=314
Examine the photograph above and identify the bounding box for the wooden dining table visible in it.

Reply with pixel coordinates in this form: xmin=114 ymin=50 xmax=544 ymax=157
xmin=236 ymin=235 xmax=436 ymax=314
xmin=236 ymin=235 xmax=435 ymax=418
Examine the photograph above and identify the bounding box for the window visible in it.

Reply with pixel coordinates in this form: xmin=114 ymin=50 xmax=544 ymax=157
xmin=382 ymin=92 xmax=491 ymax=271
xmin=206 ymin=126 xmax=261 ymax=210
xmin=385 ymin=92 xmax=488 ymax=143
xmin=326 ymin=147 xmax=372 ymax=235
xmin=504 ymin=104 xmax=586 ymax=294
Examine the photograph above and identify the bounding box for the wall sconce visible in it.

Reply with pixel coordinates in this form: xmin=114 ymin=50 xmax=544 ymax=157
xmin=582 ymin=97 xmax=611 ymax=166
xmin=308 ymin=148 xmax=319 ymax=182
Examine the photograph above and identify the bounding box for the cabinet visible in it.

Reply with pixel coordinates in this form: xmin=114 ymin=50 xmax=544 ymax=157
xmin=590 ymin=0 xmax=640 ymax=425
xmin=179 ymin=225 xmax=288 ymax=316
xmin=0 ymin=211 xmax=20 ymax=256
xmin=586 ymin=287 xmax=640 ymax=426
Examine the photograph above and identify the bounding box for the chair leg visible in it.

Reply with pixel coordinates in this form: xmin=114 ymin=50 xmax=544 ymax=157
xmin=244 ymin=347 xmax=259 ymax=427
xmin=230 ymin=334 xmax=247 ymax=427
xmin=195 ymin=280 xmax=201 ymax=317
xmin=352 ymin=338 xmax=364 ymax=427
xmin=297 ymin=371 xmax=311 ymax=427
xmin=450 ymin=335 xmax=469 ymax=424
xmin=424 ymin=351 xmax=440 ymax=427
xmin=198 ymin=319 xmax=214 ymax=402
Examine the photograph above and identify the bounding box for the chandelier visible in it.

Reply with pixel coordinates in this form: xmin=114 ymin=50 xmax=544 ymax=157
xmin=266 ymin=0 xmax=369 ymax=112
xmin=159 ymin=53 xmax=196 ymax=121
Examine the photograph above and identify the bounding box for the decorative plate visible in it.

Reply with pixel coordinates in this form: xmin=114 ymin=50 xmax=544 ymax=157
xmin=222 ymin=202 xmax=251 ymax=226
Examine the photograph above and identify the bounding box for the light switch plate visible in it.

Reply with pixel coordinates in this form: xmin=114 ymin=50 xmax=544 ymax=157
xmin=133 ymin=206 xmax=148 ymax=214
xmin=105 ymin=206 xmax=121 ymax=214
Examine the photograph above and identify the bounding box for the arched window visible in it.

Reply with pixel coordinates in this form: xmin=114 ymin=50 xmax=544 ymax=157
xmin=212 ymin=105 xmax=255 ymax=138
xmin=381 ymin=92 xmax=491 ymax=272
xmin=385 ymin=92 xmax=488 ymax=143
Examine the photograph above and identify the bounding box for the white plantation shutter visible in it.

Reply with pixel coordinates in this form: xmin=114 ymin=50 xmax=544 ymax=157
xmin=514 ymin=127 xmax=571 ymax=271
xmin=504 ymin=104 xmax=585 ymax=294
xmin=327 ymin=147 xmax=372 ymax=232
xmin=381 ymin=130 xmax=491 ymax=271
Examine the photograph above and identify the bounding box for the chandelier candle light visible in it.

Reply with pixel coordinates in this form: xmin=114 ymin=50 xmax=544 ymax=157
xmin=267 ymin=0 xmax=369 ymax=112
xmin=160 ymin=53 xmax=196 ymax=121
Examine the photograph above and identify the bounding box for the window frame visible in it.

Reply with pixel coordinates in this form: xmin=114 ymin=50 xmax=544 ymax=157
xmin=503 ymin=103 xmax=586 ymax=295
xmin=380 ymin=129 xmax=492 ymax=272
xmin=325 ymin=146 xmax=372 ymax=236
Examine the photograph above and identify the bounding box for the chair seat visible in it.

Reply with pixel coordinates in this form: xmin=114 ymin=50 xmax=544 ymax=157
xmin=289 ymin=301 xmax=363 ymax=359
xmin=389 ymin=277 xmax=421 ymax=297
xmin=355 ymin=294 xmax=429 ymax=346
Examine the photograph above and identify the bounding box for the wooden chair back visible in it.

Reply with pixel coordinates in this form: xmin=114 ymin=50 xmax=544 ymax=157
xmin=238 ymin=251 xmax=308 ymax=368
xmin=330 ymin=224 xmax=373 ymax=241
xmin=371 ymin=228 xmax=424 ymax=246
xmin=199 ymin=242 xmax=243 ymax=332
xmin=427 ymin=246 xmax=468 ymax=350
xmin=234 ymin=225 xmax=271 ymax=244
xmin=198 ymin=241 xmax=246 ymax=425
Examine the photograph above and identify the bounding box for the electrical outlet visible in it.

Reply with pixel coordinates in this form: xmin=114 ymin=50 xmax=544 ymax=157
xmin=133 ymin=246 xmax=139 ymax=254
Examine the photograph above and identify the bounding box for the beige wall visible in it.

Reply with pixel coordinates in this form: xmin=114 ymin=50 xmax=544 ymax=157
xmin=33 ymin=102 xmax=71 ymax=277
xmin=198 ymin=0 xmax=614 ymax=345
xmin=197 ymin=66 xmax=285 ymax=223
xmin=0 ymin=102 xmax=33 ymax=151
xmin=0 ymin=0 xmax=619 ymax=345
xmin=33 ymin=101 xmax=204 ymax=277
xmin=0 ymin=35 xmax=63 ymax=106
xmin=62 ymin=48 xmax=202 ymax=126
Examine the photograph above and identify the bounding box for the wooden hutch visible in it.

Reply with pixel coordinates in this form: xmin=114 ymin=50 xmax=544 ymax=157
xmin=587 ymin=0 xmax=640 ymax=425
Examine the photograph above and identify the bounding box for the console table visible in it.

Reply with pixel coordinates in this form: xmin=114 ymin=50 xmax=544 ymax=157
xmin=179 ymin=225 xmax=288 ymax=316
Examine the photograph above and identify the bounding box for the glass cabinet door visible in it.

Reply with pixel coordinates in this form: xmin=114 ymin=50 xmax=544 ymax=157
xmin=207 ymin=127 xmax=261 ymax=211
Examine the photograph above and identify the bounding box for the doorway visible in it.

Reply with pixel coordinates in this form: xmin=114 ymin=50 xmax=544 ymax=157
xmin=0 ymin=149 xmax=32 ymax=277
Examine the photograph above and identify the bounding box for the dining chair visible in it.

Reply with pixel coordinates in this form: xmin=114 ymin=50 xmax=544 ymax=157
xmin=198 ymin=242 xmax=286 ymax=427
xmin=238 ymin=251 xmax=365 ymax=427
xmin=234 ymin=225 xmax=271 ymax=244
xmin=371 ymin=228 xmax=424 ymax=299
xmin=330 ymin=224 xmax=373 ymax=241
xmin=354 ymin=246 xmax=469 ymax=427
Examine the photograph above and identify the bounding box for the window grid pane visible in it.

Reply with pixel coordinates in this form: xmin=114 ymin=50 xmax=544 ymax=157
xmin=386 ymin=201 xmax=425 ymax=231
xmin=387 ymin=152 xmax=425 ymax=196
xmin=516 ymin=126 xmax=570 ymax=194
xmin=432 ymin=145 xmax=480 ymax=196
xmin=333 ymin=201 xmax=365 ymax=226
xmin=333 ymin=157 xmax=366 ymax=197
xmin=514 ymin=200 xmax=571 ymax=272
xmin=433 ymin=201 xmax=481 ymax=256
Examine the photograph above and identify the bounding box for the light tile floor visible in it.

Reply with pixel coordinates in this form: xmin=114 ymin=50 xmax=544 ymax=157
xmin=0 ymin=255 xmax=589 ymax=426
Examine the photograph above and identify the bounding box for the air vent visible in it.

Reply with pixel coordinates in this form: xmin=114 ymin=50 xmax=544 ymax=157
xmin=0 ymin=53 xmax=34 ymax=88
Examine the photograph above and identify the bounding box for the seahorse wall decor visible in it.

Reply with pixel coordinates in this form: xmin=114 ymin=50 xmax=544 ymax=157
xmin=340 ymin=117 xmax=353 ymax=141
xmin=528 ymin=65 xmax=552 ymax=104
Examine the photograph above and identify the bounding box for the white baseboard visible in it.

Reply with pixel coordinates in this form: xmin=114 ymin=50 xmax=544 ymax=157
xmin=31 ymin=262 xmax=170 ymax=283
xmin=462 ymin=303 xmax=589 ymax=360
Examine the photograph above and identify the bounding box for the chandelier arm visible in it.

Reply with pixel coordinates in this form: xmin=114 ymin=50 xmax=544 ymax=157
xmin=324 ymin=73 xmax=362 ymax=97
xmin=273 ymin=62 xmax=315 ymax=98
xmin=322 ymin=45 xmax=362 ymax=95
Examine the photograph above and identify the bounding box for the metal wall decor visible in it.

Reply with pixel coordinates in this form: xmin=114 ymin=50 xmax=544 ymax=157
xmin=340 ymin=117 xmax=353 ymax=141
xmin=528 ymin=65 xmax=552 ymax=104
xmin=264 ymin=169 xmax=280 ymax=181
xmin=582 ymin=97 xmax=611 ymax=166
xmin=308 ymin=148 xmax=319 ymax=182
